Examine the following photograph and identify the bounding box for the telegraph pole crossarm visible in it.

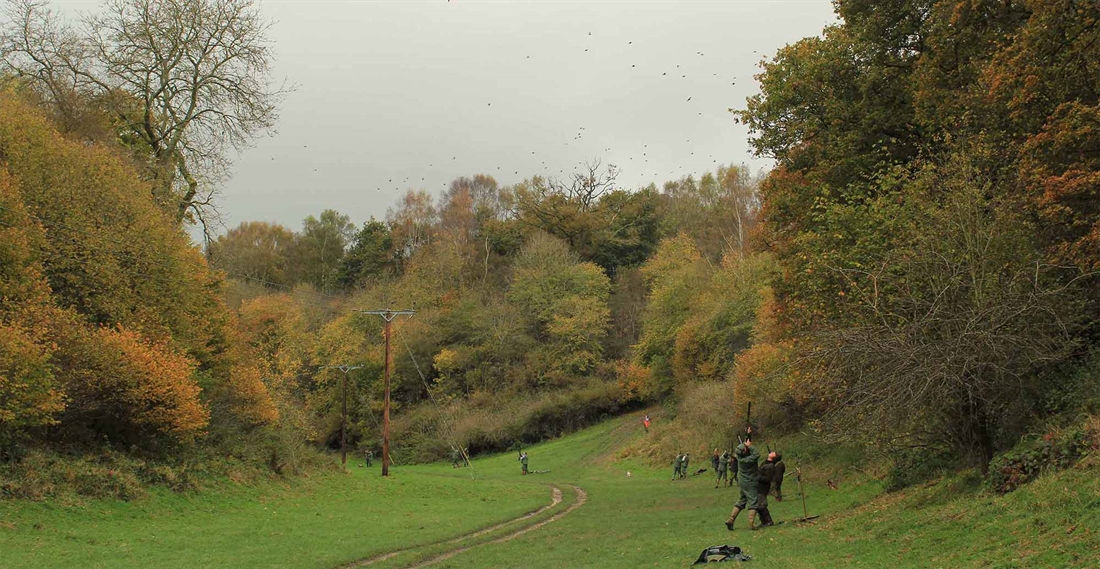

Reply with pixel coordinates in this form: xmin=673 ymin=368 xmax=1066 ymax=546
xmin=325 ymin=364 xmax=363 ymax=470
xmin=355 ymin=309 xmax=416 ymax=477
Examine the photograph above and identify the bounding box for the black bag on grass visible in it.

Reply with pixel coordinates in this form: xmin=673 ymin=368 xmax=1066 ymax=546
xmin=692 ymin=544 xmax=751 ymax=563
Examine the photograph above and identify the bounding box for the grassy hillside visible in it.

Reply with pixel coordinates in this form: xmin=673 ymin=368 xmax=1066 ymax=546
xmin=2 ymin=414 xmax=1096 ymax=568
xmin=0 ymin=469 xmax=547 ymax=568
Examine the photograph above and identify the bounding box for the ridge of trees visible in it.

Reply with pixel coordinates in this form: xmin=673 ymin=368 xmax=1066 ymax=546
xmin=0 ymin=78 xmax=767 ymax=468
xmin=3 ymin=0 xmax=1099 ymax=484
xmin=736 ymin=0 xmax=1099 ymax=470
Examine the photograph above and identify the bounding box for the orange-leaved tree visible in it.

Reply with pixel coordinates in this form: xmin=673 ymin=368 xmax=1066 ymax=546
xmin=61 ymin=325 xmax=208 ymax=445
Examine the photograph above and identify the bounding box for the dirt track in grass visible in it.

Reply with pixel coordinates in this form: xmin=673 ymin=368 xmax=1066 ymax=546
xmin=346 ymin=483 xmax=583 ymax=568
xmin=404 ymin=485 xmax=588 ymax=569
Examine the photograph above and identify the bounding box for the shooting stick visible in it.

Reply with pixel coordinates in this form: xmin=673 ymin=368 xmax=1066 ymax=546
xmin=795 ymin=466 xmax=820 ymax=522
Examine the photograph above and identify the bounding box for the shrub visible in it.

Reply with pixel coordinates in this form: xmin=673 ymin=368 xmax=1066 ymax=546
xmin=986 ymin=430 xmax=1093 ymax=494
xmin=0 ymin=450 xmax=146 ymax=501
xmin=61 ymin=325 xmax=209 ymax=446
xmin=883 ymin=445 xmax=954 ymax=492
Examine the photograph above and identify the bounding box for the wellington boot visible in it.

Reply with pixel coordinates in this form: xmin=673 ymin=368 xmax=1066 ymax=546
xmin=747 ymin=510 xmax=757 ymax=531
xmin=759 ymin=508 xmax=774 ymax=527
xmin=725 ymin=506 xmax=741 ymax=530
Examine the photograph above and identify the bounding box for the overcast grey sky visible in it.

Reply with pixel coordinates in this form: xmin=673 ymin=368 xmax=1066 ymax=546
xmin=57 ymin=0 xmax=838 ymax=238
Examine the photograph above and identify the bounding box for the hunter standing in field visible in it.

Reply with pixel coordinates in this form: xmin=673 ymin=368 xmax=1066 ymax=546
xmin=680 ymin=453 xmax=690 ymax=479
xmin=519 ymin=451 xmax=529 ymax=475
xmin=451 ymin=448 xmax=462 ymax=468
xmin=772 ymin=451 xmax=786 ymax=501
xmin=725 ymin=437 xmax=760 ymax=530
xmin=364 ymin=449 xmax=373 ymax=467
xmin=716 ymin=450 xmax=730 ymax=488
xmin=725 ymin=451 xmax=736 ymax=487
xmin=673 ymin=453 xmax=683 ymax=480
xmin=756 ymin=451 xmax=778 ymax=527
xmin=711 ymin=449 xmax=721 ymax=473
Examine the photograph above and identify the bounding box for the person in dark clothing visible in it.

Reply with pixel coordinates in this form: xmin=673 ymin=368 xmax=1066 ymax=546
xmin=756 ymin=452 xmax=778 ymax=527
xmin=364 ymin=449 xmax=373 ymax=467
xmin=519 ymin=451 xmax=529 ymax=475
xmin=772 ymin=452 xmax=786 ymax=501
xmin=680 ymin=453 xmax=690 ymax=479
xmin=725 ymin=452 xmax=736 ymax=487
xmin=711 ymin=449 xmax=721 ymax=473
xmin=672 ymin=453 xmax=683 ymax=480
xmin=725 ymin=439 xmax=760 ymax=530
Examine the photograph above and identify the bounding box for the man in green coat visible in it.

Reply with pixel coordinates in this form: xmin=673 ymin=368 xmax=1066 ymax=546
xmin=725 ymin=439 xmax=759 ymax=530
xmin=680 ymin=453 xmax=690 ymax=479
xmin=715 ymin=450 xmax=730 ymax=488
xmin=672 ymin=454 xmax=683 ymax=480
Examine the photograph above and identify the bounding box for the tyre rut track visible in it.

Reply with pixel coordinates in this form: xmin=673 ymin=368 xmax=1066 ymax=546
xmin=346 ymin=484 xmax=584 ymax=568
xmin=404 ymin=484 xmax=587 ymax=568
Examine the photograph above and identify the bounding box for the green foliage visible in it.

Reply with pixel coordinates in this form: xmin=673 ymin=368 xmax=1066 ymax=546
xmin=633 ymin=236 xmax=772 ymax=394
xmin=337 ymin=218 xmax=395 ymax=289
xmin=508 ymin=233 xmax=611 ymax=386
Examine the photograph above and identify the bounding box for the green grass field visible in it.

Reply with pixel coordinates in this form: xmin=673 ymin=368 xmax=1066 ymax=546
xmin=2 ymin=414 xmax=1097 ymax=568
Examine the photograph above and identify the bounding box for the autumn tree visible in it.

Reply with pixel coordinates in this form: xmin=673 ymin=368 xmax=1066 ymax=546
xmin=209 ymin=221 xmax=296 ymax=287
xmin=59 ymin=325 xmax=208 ymax=446
xmin=1 ymin=0 xmax=288 ymax=229
xmin=807 ymin=165 xmax=1083 ymax=468
xmin=387 ymin=189 xmax=438 ymax=266
xmin=632 ymin=233 xmax=709 ymax=391
xmin=659 ymin=165 xmax=759 ymax=261
xmin=291 ymin=210 xmax=355 ymax=294
xmin=737 ymin=0 xmax=1098 ymax=468
xmin=0 ymin=170 xmax=65 ymax=449
xmin=512 ymin=162 xmax=660 ymax=274
xmin=507 ymin=233 xmax=611 ymax=388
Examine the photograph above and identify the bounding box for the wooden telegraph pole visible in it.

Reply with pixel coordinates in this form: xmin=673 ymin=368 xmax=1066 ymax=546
xmin=326 ymin=364 xmax=363 ymax=470
xmin=357 ymin=309 xmax=415 ymax=477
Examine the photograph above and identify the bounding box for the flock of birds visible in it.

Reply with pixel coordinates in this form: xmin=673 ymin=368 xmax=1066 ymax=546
xmin=274 ymin=26 xmax=765 ymax=199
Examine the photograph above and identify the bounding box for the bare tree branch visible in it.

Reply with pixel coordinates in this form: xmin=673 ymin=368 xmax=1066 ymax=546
xmin=1 ymin=0 xmax=290 ymax=226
